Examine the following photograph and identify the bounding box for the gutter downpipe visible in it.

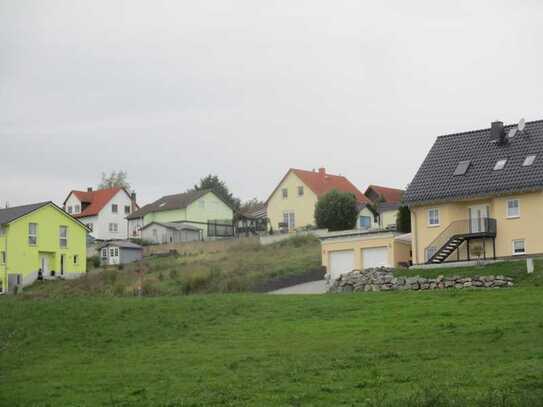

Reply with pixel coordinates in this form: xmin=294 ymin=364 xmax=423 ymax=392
xmin=411 ymin=208 xmax=418 ymax=265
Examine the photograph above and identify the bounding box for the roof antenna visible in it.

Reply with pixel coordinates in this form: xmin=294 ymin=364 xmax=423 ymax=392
xmin=507 ymin=118 xmax=527 ymax=139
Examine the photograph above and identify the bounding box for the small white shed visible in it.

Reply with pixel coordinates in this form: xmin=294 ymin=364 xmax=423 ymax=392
xmin=99 ymin=240 xmax=144 ymax=266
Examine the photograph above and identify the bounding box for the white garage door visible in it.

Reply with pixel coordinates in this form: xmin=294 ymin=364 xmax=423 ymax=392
xmin=329 ymin=250 xmax=355 ymax=281
xmin=362 ymin=247 xmax=390 ymax=269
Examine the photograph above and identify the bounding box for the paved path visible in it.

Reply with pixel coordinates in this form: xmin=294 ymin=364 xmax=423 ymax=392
xmin=269 ymin=280 xmax=328 ymax=295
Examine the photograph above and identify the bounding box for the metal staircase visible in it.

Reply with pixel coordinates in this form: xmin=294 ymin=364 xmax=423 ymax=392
xmin=426 ymin=218 xmax=497 ymax=264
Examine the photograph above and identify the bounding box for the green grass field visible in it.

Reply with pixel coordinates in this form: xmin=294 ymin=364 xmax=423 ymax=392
xmin=1 ymin=260 xmax=543 ymax=406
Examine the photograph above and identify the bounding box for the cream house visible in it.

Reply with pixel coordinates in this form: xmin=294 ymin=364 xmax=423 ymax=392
xmin=405 ymin=119 xmax=543 ymax=264
xmin=266 ymin=168 xmax=369 ymax=231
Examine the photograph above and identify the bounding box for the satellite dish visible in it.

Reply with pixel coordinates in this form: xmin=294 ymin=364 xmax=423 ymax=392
xmin=518 ymin=118 xmax=526 ymax=132
xmin=508 ymin=127 xmax=517 ymax=138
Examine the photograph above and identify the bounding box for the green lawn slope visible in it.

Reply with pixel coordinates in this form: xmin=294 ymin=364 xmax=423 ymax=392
xmin=2 ymin=265 xmax=543 ymax=405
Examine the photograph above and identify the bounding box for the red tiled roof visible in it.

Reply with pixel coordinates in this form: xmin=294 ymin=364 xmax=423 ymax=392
xmin=366 ymin=185 xmax=404 ymax=203
xmin=67 ymin=187 xmax=123 ymax=218
xmin=268 ymin=168 xmax=369 ymax=204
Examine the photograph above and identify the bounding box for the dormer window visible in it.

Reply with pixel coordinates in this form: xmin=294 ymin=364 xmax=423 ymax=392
xmin=454 ymin=160 xmax=471 ymax=176
xmin=523 ymin=155 xmax=536 ymax=167
xmin=493 ymin=159 xmax=507 ymax=171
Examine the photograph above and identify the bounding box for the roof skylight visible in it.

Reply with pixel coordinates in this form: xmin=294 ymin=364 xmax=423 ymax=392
xmin=523 ymin=155 xmax=536 ymax=167
xmin=493 ymin=159 xmax=507 ymax=171
xmin=454 ymin=160 xmax=471 ymax=176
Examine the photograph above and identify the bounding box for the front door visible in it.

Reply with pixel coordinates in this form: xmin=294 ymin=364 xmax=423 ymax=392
xmin=109 ymin=247 xmax=120 ymax=265
xmin=469 ymin=205 xmax=489 ymax=233
xmin=40 ymin=255 xmax=49 ymax=277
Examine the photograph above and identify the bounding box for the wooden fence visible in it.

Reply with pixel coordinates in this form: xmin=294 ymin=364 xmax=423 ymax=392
xmin=143 ymin=237 xmax=259 ymax=257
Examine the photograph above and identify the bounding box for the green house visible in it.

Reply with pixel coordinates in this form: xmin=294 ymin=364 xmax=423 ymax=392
xmin=0 ymin=202 xmax=88 ymax=294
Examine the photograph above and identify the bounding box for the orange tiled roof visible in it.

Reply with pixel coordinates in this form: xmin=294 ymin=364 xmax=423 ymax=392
xmin=68 ymin=187 xmax=123 ymax=218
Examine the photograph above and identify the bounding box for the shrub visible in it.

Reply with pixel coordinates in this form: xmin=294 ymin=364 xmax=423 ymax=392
xmin=314 ymin=190 xmax=358 ymax=231
xmin=396 ymin=205 xmax=411 ymax=233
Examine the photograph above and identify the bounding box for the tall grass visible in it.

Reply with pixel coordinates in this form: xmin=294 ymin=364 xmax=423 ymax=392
xmin=24 ymin=235 xmax=322 ymax=297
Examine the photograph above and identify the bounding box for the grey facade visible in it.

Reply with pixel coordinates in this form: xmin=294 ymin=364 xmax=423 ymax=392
xmin=141 ymin=222 xmax=202 ymax=244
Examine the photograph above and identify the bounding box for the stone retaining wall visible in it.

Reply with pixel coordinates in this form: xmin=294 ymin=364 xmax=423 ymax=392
xmin=329 ymin=268 xmax=514 ymax=293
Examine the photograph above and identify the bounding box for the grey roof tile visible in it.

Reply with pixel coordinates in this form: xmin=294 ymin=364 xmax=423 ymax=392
xmin=0 ymin=202 xmax=50 ymax=225
xmin=404 ymin=120 xmax=543 ymax=205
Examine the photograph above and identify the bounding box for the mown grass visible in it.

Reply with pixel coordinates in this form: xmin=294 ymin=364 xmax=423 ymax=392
xmin=24 ymin=235 xmax=321 ymax=297
xmin=1 ymin=282 xmax=543 ymax=406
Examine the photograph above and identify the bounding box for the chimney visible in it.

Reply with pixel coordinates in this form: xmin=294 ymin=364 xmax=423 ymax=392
xmin=318 ymin=167 xmax=326 ymax=176
xmin=87 ymin=187 xmax=93 ymax=192
xmin=131 ymin=192 xmax=137 ymax=211
xmin=491 ymin=121 xmax=506 ymax=145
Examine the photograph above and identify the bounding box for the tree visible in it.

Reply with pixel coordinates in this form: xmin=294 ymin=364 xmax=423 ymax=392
xmin=99 ymin=170 xmax=131 ymax=191
xmin=396 ymin=205 xmax=411 ymax=233
xmin=239 ymin=197 xmax=264 ymax=213
xmin=314 ymin=190 xmax=358 ymax=231
xmin=191 ymin=174 xmax=241 ymax=210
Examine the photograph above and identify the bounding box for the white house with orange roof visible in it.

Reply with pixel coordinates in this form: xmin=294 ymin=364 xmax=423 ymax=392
xmin=63 ymin=187 xmax=138 ymax=241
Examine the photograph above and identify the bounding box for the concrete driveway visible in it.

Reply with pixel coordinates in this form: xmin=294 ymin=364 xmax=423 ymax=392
xmin=269 ymin=280 xmax=328 ymax=295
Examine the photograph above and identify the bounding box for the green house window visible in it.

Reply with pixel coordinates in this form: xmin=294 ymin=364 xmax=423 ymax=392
xmin=28 ymin=223 xmax=37 ymax=245
xmin=59 ymin=226 xmax=68 ymax=248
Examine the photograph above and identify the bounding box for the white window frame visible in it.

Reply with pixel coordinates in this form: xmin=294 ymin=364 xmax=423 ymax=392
xmin=493 ymin=159 xmax=507 ymax=171
xmin=59 ymin=225 xmax=68 ymax=248
xmin=506 ymin=199 xmax=520 ymax=219
xmin=297 ymin=186 xmax=304 ymax=196
xmin=523 ymin=155 xmax=536 ymax=167
xmin=427 ymin=208 xmax=440 ymax=227
xmin=359 ymin=215 xmax=372 ymax=230
xmin=74 ymin=204 xmax=80 ymax=214
xmin=114 ymin=247 xmax=119 ymax=257
xmin=67 ymin=206 xmax=73 ymax=214
xmin=28 ymin=223 xmax=38 ymax=246
xmin=282 ymin=188 xmax=288 ymax=199
xmin=512 ymin=239 xmax=526 ymax=256
xmin=101 ymin=248 xmax=108 ymax=258
xmin=124 ymin=205 xmax=131 ymax=215
xmin=111 ymin=204 xmax=118 ymax=214
xmin=109 ymin=223 xmax=119 ymax=233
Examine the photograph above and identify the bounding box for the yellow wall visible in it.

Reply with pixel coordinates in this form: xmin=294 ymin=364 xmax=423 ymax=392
xmin=321 ymin=233 xmax=411 ymax=271
xmin=380 ymin=209 xmax=398 ymax=229
xmin=410 ymin=191 xmax=543 ymax=264
xmin=267 ymin=171 xmax=319 ymax=230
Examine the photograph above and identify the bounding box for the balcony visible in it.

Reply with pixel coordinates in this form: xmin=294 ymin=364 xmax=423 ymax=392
xmin=426 ymin=218 xmax=497 ymax=264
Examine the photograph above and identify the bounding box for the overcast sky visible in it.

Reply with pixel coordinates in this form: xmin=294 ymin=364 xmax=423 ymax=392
xmin=1 ymin=1 xmax=542 ymax=207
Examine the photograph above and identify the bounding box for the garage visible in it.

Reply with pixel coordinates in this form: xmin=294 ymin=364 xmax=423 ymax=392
xmin=328 ymin=250 xmax=355 ymax=281
xmin=321 ymin=231 xmax=412 ymax=280
xmin=362 ymin=246 xmax=390 ymax=269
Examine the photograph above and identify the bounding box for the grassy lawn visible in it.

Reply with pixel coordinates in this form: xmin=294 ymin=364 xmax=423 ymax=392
xmin=2 ymin=262 xmax=543 ymax=406
xmin=24 ymin=236 xmax=321 ymax=297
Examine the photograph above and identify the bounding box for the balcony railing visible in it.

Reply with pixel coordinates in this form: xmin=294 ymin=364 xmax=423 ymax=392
xmin=426 ymin=218 xmax=496 ymax=259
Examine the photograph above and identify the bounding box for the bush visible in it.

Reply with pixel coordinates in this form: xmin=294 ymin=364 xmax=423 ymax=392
xmin=396 ymin=205 xmax=411 ymax=233
xmin=314 ymin=190 xmax=358 ymax=231
xmin=87 ymin=256 xmax=100 ymax=269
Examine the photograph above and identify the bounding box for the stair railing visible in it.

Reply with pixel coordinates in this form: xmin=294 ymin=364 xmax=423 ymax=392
xmin=425 ymin=218 xmax=497 ymax=263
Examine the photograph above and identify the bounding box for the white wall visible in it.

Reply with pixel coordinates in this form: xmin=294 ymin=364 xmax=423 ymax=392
xmin=66 ymin=190 xmax=133 ymax=241
xmin=128 ymin=218 xmax=144 ymax=239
